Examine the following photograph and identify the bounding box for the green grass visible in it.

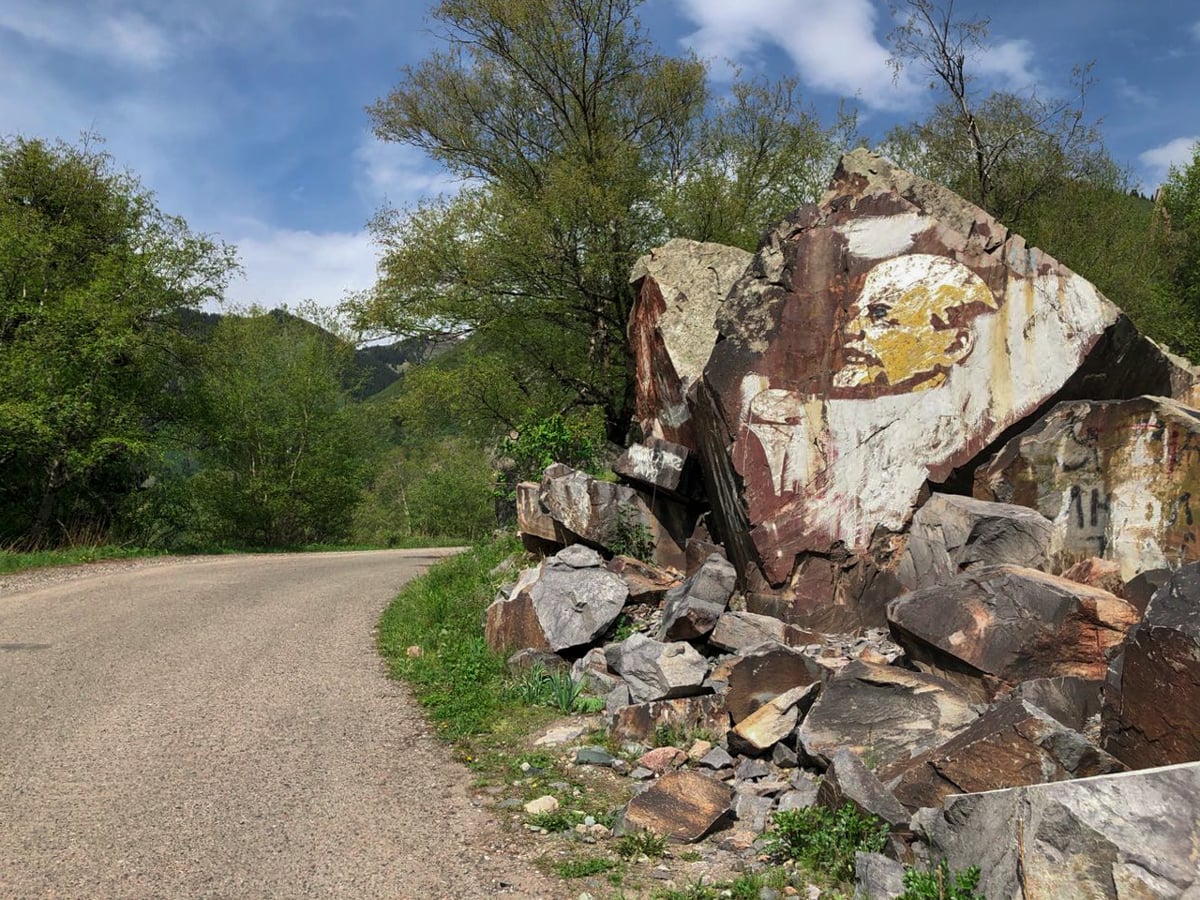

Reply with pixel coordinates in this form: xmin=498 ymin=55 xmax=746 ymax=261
xmin=0 ymin=545 xmax=165 ymax=575
xmin=376 ymin=535 xmax=520 ymax=738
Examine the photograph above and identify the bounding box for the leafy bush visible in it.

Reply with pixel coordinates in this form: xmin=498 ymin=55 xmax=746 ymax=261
xmin=900 ymin=860 xmax=984 ymax=900
xmin=509 ymin=663 xmax=599 ymax=713
xmin=497 ymin=410 xmax=603 ymax=498
xmin=763 ymin=804 xmax=889 ymax=884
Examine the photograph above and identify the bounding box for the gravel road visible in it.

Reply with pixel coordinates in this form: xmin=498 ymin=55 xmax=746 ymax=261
xmin=0 ymin=551 xmax=562 ymax=899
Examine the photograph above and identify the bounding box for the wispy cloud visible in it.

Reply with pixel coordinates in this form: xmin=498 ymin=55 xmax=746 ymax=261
xmin=0 ymin=2 xmax=172 ymax=68
xmin=1139 ymin=136 xmax=1199 ymax=183
xmin=353 ymin=134 xmax=462 ymax=208
xmin=223 ymin=224 xmax=378 ymax=311
xmin=674 ymin=0 xmax=918 ymax=109
xmin=1192 ymin=20 xmax=1200 ymax=41
xmin=1114 ymin=77 xmax=1156 ymax=108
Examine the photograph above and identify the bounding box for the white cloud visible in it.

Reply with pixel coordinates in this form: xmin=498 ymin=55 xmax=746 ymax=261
xmin=223 ymin=225 xmax=379 ymax=311
xmin=675 ymin=0 xmax=918 ymax=109
xmin=1192 ymin=20 xmax=1200 ymax=41
xmin=0 ymin=3 xmax=172 ymax=68
xmin=975 ymin=39 xmax=1037 ymax=89
xmin=353 ymin=134 xmax=462 ymax=208
xmin=1139 ymin=136 xmax=1200 ymax=183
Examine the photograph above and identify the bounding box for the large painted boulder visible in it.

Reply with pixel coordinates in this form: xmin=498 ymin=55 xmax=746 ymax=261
xmin=691 ymin=148 xmax=1194 ymax=629
xmin=975 ymin=395 xmax=1200 ymax=581
xmin=628 ymin=239 xmax=752 ymax=449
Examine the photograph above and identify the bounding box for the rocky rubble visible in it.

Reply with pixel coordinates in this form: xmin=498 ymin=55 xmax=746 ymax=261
xmin=490 ymin=149 xmax=1200 ymax=896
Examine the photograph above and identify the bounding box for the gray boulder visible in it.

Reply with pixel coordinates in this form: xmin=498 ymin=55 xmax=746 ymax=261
xmin=604 ymin=633 xmax=709 ymax=703
xmin=898 ymin=493 xmax=1055 ymax=591
xmin=912 ymin=761 xmax=1200 ymax=899
xmin=529 ymin=548 xmax=629 ymax=652
xmin=657 ymin=554 xmax=737 ymax=640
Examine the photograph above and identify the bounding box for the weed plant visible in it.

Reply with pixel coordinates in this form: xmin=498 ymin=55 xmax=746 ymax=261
xmin=763 ymin=804 xmax=889 ymax=885
xmin=615 ymin=830 xmax=668 ymax=860
xmin=899 ymin=860 xmax=984 ymax=899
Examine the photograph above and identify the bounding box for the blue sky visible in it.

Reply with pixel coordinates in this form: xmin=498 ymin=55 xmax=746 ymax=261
xmin=2 ymin=0 xmax=1197 ymax=312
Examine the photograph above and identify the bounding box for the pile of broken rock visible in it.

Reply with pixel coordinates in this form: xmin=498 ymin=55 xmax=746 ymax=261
xmin=488 ymin=150 xmax=1200 ymax=899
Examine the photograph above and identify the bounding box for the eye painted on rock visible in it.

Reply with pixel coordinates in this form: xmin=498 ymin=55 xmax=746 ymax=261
xmin=868 ymin=303 xmax=890 ymax=321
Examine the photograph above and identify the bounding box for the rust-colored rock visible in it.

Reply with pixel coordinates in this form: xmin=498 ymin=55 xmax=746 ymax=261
xmin=881 ymin=698 xmax=1126 ymax=811
xmin=1061 ymin=557 xmax=1126 ymax=598
xmin=607 ymin=696 xmax=729 ymax=745
xmin=975 ymin=395 xmax=1200 ymax=581
xmin=722 ymin=645 xmax=824 ymax=724
xmin=1103 ymin=561 xmax=1200 ymax=768
xmin=729 ymin=683 xmax=818 ymax=753
xmin=628 ymin=239 xmax=752 ymax=449
xmin=887 ymin=565 xmax=1139 ymax=702
xmin=621 ymin=769 xmax=734 ymax=843
xmin=796 ymin=660 xmax=977 ymax=770
xmin=484 ymin=568 xmax=550 ymax=654
xmin=605 ymin=556 xmax=683 ymax=604
xmin=691 ymin=149 xmax=1190 ymax=629
xmin=516 ymin=481 xmax=564 ymax=544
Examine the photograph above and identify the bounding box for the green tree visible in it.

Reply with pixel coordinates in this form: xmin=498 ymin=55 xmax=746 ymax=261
xmin=0 ymin=135 xmax=236 ymax=547
xmin=183 ymin=310 xmax=383 ymax=547
xmin=348 ymin=0 xmax=844 ymax=443
xmin=1160 ymin=141 xmax=1200 ymax=311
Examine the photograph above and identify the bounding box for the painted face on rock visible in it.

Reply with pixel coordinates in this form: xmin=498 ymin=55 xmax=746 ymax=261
xmin=834 ymin=254 xmax=998 ymax=392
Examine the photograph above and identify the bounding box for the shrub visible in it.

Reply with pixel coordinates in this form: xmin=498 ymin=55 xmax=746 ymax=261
xmin=900 ymin=860 xmax=984 ymax=900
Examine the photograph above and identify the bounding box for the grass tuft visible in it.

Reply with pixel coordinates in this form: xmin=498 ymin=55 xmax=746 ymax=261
xmin=376 ymin=536 xmax=519 ymax=737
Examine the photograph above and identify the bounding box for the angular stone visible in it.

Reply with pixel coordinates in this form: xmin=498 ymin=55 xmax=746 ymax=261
xmin=708 ymin=610 xmax=820 ymax=653
xmin=637 ymin=746 xmax=687 ymax=773
xmin=605 ymin=556 xmax=683 ymax=604
xmin=604 ymin=633 xmax=709 ymax=703
xmin=1009 ymin=676 xmax=1102 ymax=733
xmin=771 ymin=743 xmax=799 ymax=769
xmin=628 ymin=238 xmax=752 ymax=449
xmin=571 ymin=646 xmax=620 ymax=695
xmin=912 ymin=761 xmax=1200 ymax=900
xmin=506 ymin=648 xmax=567 ymax=676
xmin=657 ymin=554 xmax=737 ymax=640
xmin=698 ymin=746 xmax=735 ymax=770
xmin=854 ymin=853 xmax=907 ymax=900
xmin=607 ymin=695 xmax=729 ymax=744
xmin=540 ymin=463 xmax=688 ymax=570
xmin=1103 ymin=561 xmax=1200 ymax=768
xmin=484 ymin=566 xmax=550 ymax=654
xmin=732 ymin=790 xmax=774 ymax=833
xmin=575 ymin=746 xmax=617 ymax=767
xmin=1123 ymin=567 xmax=1171 ymax=614
xmin=524 ymin=795 xmax=559 ymax=815
xmin=614 ymin=438 xmax=697 ymax=498
xmin=723 ymin=645 xmax=824 ymax=724
xmin=551 ymin=544 xmax=605 ymax=569
xmin=975 ymin=395 xmax=1200 ymax=581
xmin=516 ymin=480 xmax=564 ymax=544
xmin=897 ymin=493 xmax=1054 ymax=592
xmin=1061 ymin=557 xmax=1126 ymax=598
xmin=887 ymin=565 xmax=1139 ymax=702
xmin=880 ymin=698 xmax=1126 ymax=811
xmin=734 ymin=758 xmax=771 ymax=781
xmin=729 ymin=684 xmax=818 ymax=754
xmin=528 ymin=552 xmax=629 ymax=653
xmin=796 ymin=660 xmax=976 ymax=770
xmin=693 ymin=149 xmax=1178 ymax=630
xmin=817 ymin=749 xmax=909 ymax=828
xmin=621 ymin=769 xmax=734 ymax=843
